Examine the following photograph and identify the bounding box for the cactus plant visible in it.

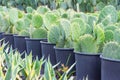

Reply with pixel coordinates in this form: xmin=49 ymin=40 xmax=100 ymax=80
xmin=102 ymin=41 xmax=120 ymax=59
xmin=32 ymin=13 xmax=43 ymax=28
xmin=30 ymin=12 xmax=48 ymax=39
xmin=113 ymin=29 xmax=120 ymax=43
xmin=97 ymin=5 xmax=118 ymax=24
xmin=74 ymin=24 xmax=105 ymax=53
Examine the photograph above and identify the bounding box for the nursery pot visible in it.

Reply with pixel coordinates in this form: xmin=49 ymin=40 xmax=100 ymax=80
xmin=25 ymin=38 xmax=47 ymax=59
xmin=40 ymin=41 xmax=56 ymax=65
xmin=54 ymin=47 xmax=75 ymax=73
xmin=75 ymin=52 xmax=101 ymax=80
xmin=0 ymin=32 xmax=4 ymax=46
xmin=3 ymin=33 xmax=15 ymax=49
xmin=101 ymin=56 xmax=120 ymax=80
xmin=14 ymin=35 xmax=29 ymax=53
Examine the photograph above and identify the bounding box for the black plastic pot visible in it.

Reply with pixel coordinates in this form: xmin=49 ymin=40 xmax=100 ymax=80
xmin=3 ymin=33 xmax=15 ymax=49
xmin=101 ymin=56 xmax=120 ymax=80
xmin=25 ymin=38 xmax=47 ymax=59
xmin=14 ymin=35 xmax=29 ymax=53
xmin=0 ymin=32 xmax=4 ymax=46
xmin=75 ymin=52 xmax=101 ymax=80
xmin=54 ymin=47 xmax=75 ymax=72
xmin=40 ymin=41 xmax=56 ymax=65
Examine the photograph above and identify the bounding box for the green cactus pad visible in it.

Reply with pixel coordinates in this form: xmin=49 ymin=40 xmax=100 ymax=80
xmin=15 ymin=19 xmax=25 ymax=31
xmin=19 ymin=30 xmax=30 ymax=36
xmin=32 ymin=13 xmax=43 ymax=28
xmin=98 ymin=5 xmax=118 ymax=24
xmin=47 ymin=25 xmax=65 ymax=48
xmin=71 ymin=18 xmax=86 ymax=41
xmin=102 ymin=41 xmax=120 ymax=59
xmin=104 ymin=30 xmax=114 ymax=42
xmin=44 ymin=12 xmax=59 ymax=30
xmin=31 ymin=28 xmax=47 ymax=39
xmin=79 ymin=34 xmax=98 ymax=53
xmin=113 ymin=29 xmax=120 ymax=43
xmin=37 ymin=6 xmax=49 ymax=14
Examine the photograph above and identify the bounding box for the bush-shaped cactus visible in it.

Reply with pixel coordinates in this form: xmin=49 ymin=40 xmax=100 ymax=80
xmin=102 ymin=41 xmax=120 ymax=59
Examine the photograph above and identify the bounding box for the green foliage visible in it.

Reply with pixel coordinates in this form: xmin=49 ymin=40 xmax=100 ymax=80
xmin=32 ymin=13 xmax=43 ymax=28
xmin=37 ymin=6 xmax=49 ymax=14
xmin=104 ymin=30 xmax=114 ymax=42
xmin=102 ymin=41 xmax=120 ymax=59
xmin=71 ymin=18 xmax=86 ymax=41
xmin=19 ymin=30 xmax=30 ymax=36
xmin=44 ymin=12 xmax=59 ymax=30
xmin=98 ymin=5 xmax=118 ymax=24
xmin=75 ymin=34 xmax=98 ymax=53
xmin=0 ymin=43 xmax=75 ymax=80
xmin=31 ymin=28 xmax=47 ymax=39
xmin=48 ymin=25 xmax=65 ymax=48
xmin=113 ymin=29 xmax=120 ymax=43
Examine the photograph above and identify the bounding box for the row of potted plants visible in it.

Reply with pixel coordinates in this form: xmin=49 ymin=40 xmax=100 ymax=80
xmin=0 ymin=5 xmax=120 ymax=80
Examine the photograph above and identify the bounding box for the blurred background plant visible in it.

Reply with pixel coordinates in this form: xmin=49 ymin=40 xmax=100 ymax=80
xmin=0 ymin=0 xmax=120 ymax=12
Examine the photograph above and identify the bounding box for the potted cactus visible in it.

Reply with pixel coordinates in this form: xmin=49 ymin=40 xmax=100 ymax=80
xmin=25 ymin=12 xmax=47 ymax=59
xmin=13 ymin=13 xmax=30 ymax=54
xmin=72 ymin=17 xmax=105 ymax=80
xmin=101 ymin=41 xmax=120 ymax=80
xmin=1 ymin=8 xmax=16 ymax=49
xmin=101 ymin=28 xmax=120 ymax=80
xmin=46 ymin=19 xmax=75 ymax=74
xmin=40 ymin=12 xmax=60 ymax=65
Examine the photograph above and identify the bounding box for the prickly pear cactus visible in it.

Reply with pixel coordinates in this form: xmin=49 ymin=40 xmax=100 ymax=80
xmin=47 ymin=25 xmax=65 ymax=48
xmin=104 ymin=30 xmax=114 ymax=42
xmin=79 ymin=34 xmax=98 ymax=53
xmin=44 ymin=12 xmax=59 ymax=30
xmin=93 ymin=25 xmax=105 ymax=44
xmin=113 ymin=29 xmax=120 ymax=43
xmin=26 ymin=7 xmax=34 ymax=13
xmin=71 ymin=18 xmax=86 ymax=41
xmin=14 ymin=19 xmax=25 ymax=31
xmin=102 ymin=41 xmax=120 ymax=59
xmin=31 ymin=28 xmax=47 ymax=39
xmin=9 ymin=8 xmax=19 ymax=24
xmin=32 ymin=13 xmax=43 ymax=28
xmin=37 ymin=6 xmax=49 ymax=14
xmin=19 ymin=30 xmax=30 ymax=36
xmin=98 ymin=5 xmax=118 ymax=24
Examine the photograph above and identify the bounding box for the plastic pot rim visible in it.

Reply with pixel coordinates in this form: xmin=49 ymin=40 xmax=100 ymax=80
xmin=40 ymin=41 xmax=55 ymax=45
xmin=14 ymin=35 xmax=29 ymax=38
xmin=100 ymin=55 xmax=120 ymax=63
xmin=74 ymin=51 xmax=101 ymax=56
xmin=25 ymin=38 xmax=47 ymax=41
xmin=54 ymin=46 xmax=74 ymax=51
